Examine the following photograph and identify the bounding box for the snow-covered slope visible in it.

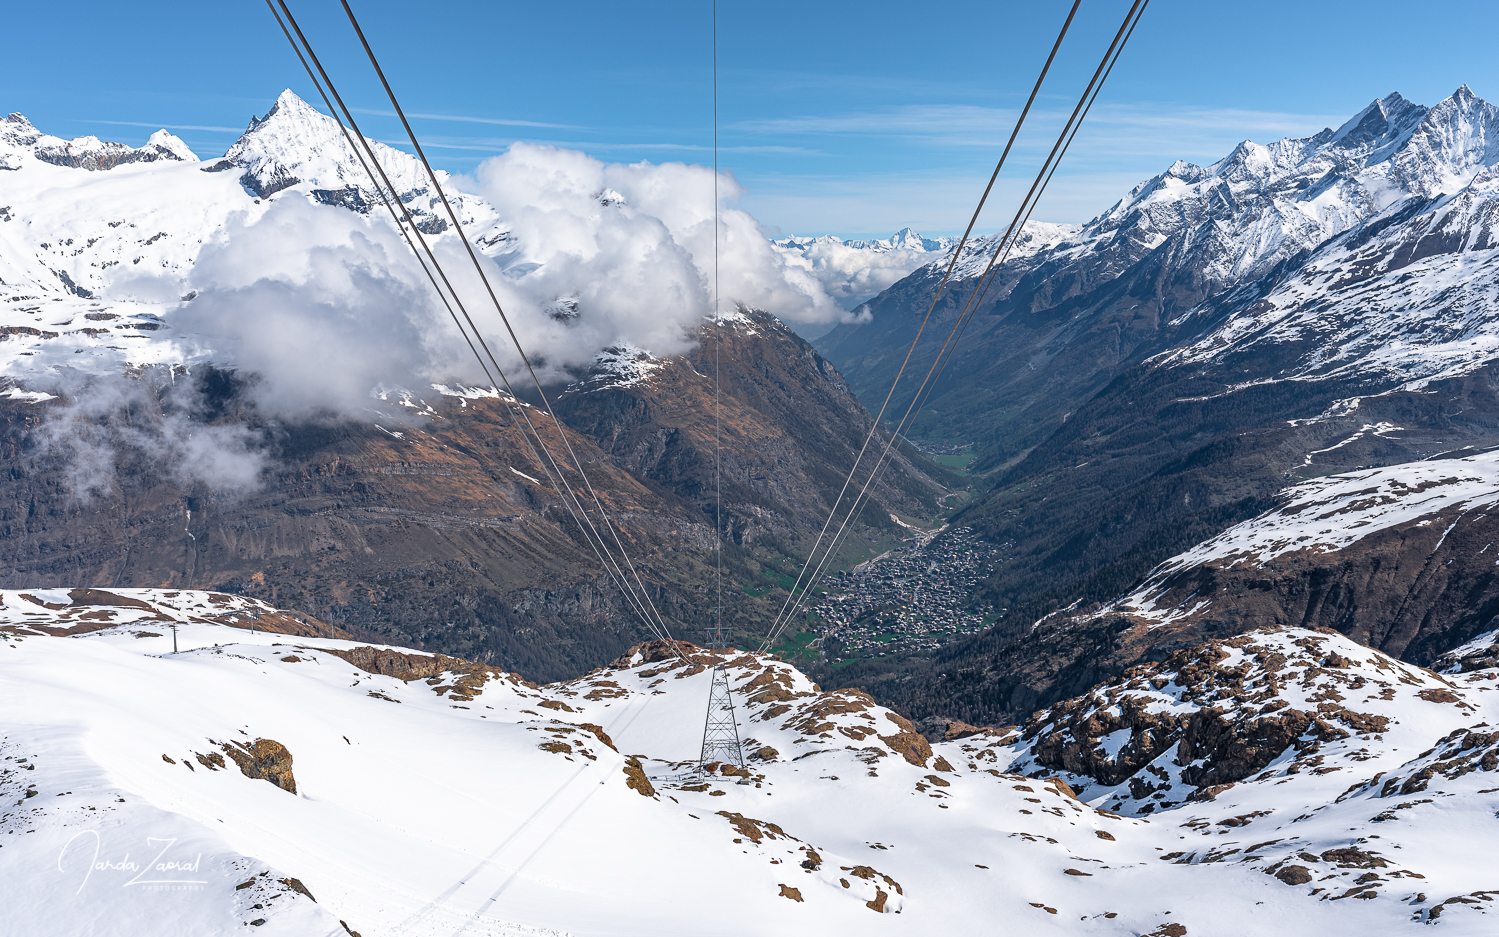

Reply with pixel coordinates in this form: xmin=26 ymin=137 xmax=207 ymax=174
xmin=5 ymin=591 xmax=1498 ymax=934
xmin=1114 ymin=448 xmax=1499 ymax=625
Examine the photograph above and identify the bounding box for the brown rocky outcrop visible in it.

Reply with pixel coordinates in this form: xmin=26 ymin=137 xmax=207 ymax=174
xmin=1014 ymin=627 xmax=1439 ymax=806
xmin=222 ymin=739 xmax=296 ymax=794
xmin=877 ymin=712 xmax=932 ymax=767
xmin=622 ymin=757 xmax=655 ymax=797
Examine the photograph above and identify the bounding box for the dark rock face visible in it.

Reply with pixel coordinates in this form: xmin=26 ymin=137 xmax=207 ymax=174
xmin=239 ymin=169 xmax=299 ymax=198
xmin=1096 ymin=503 xmax=1499 ymax=668
xmin=555 ymin=310 xmax=946 ymax=556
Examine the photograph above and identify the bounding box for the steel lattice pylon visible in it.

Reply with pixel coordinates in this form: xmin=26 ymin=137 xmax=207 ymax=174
xmin=699 ymin=632 xmax=745 ymax=770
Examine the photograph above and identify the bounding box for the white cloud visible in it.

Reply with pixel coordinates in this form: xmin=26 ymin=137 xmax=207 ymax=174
xmin=172 ymin=197 xmax=476 ymax=420
xmin=464 ymin=143 xmax=848 ymax=366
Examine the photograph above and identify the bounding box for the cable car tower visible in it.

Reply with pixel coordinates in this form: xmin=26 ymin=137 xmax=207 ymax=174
xmin=697 ymin=0 xmax=745 ymax=774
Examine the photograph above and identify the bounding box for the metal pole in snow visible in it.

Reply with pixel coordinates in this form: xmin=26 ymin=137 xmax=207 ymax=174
xmin=171 ymin=624 xmax=178 ymax=654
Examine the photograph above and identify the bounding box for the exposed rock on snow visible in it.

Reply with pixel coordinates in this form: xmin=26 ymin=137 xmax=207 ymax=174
xmin=2 ymin=112 xmax=197 ymax=171
xmin=0 ymin=587 xmax=341 ymax=638
xmin=993 ymin=625 xmax=1499 ymax=923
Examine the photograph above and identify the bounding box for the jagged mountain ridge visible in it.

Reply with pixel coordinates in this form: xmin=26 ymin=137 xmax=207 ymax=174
xmin=818 ymin=86 xmax=1499 ymax=456
xmin=0 ymin=89 xmax=512 ymax=379
xmin=770 ymin=227 xmax=965 ymax=315
xmin=1 ymin=112 xmax=196 ymax=171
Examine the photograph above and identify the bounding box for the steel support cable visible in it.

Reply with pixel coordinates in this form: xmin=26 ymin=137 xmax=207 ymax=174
xmin=760 ymin=1 xmax=1082 ymax=647
xmin=270 ymin=2 xmax=673 ymax=643
xmin=914 ymin=0 xmax=1149 ymax=413
xmin=263 ymin=1 xmax=495 ymax=392
xmin=281 ymin=10 xmax=672 ymax=650
xmin=924 ymin=0 xmax=1148 ymax=393
xmin=699 ymin=0 xmax=745 ymax=773
xmin=761 ymin=0 xmax=1148 ymax=651
xmin=337 ymin=0 xmax=689 ymax=656
xmin=269 ymin=3 xmax=669 ymax=645
xmin=764 ymin=0 xmax=1146 ymax=649
xmin=712 ymin=0 xmax=724 ymax=650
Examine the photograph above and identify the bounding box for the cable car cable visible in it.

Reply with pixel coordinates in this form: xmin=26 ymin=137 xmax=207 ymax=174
xmin=762 ymin=0 xmax=1149 ymax=651
xmin=337 ymin=0 xmax=684 ymax=652
xmin=269 ymin=0 xmax=676 ymax=645
xmin=760 ymin=0 xmax=1082 ymax=645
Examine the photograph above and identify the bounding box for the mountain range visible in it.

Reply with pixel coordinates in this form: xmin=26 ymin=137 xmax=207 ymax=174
xmin=815 ymin=86 xmax=1499 ymax=725
xmin=7 ymin=78 xmax=1499 ymax=937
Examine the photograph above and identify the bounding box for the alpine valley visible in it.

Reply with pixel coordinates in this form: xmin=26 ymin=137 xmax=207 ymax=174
xmin=5 ymin=82 xmax=1499 ymax=936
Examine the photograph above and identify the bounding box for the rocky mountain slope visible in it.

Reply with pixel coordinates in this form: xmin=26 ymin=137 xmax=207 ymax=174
xmin=817 ymin=88 xmax=1499 ymax=457
xmin=0 ymin=93 xmax=947 ymax=680
xmin=994 ymin=623 xmax=1499 ymax=927
xmin=555 ymin=309 xmax=946 ymax=561
xmin=0 ymin=340 xmax=940 ymax=681
xmin=4 ymin=592 xmax=1497 ymax=934
xmin=913 ymin=446 xmax=1499 ymax=726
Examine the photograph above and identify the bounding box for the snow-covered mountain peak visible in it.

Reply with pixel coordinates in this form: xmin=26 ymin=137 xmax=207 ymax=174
xmin=1 ymin=111 xmax=43 ymax=147
xmin=145 ymin=128 xmax=197 ymax=162
xmin=950 ymin=86 xmax=1499 ymax=312
xmin=222 ymin=88 xmax=427 ymax=198
xmin=1330 ymin=91 xmax=1424 ymax=151
xmin=771 ymin=227 xmax=960 ymax=311
xmin=1387 ymin=85 xmax=1499 ymax=197
xmin=878 ymin=226 xmax=948 ymax=252
xmin=215 ymin=88 xmax=495 ymax=239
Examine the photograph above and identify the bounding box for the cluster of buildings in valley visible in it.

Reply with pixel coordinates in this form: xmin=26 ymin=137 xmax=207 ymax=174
xmin=808 ymin=526 xmax=1000 ymax=663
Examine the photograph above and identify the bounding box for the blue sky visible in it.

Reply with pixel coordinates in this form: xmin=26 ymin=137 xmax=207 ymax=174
xmin=8 ymin=1 xmax=1498 ymax=238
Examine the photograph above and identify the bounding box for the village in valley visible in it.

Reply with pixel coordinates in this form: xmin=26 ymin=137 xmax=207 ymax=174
xmin=800 ymin=526 xmax=1001 ymax=665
